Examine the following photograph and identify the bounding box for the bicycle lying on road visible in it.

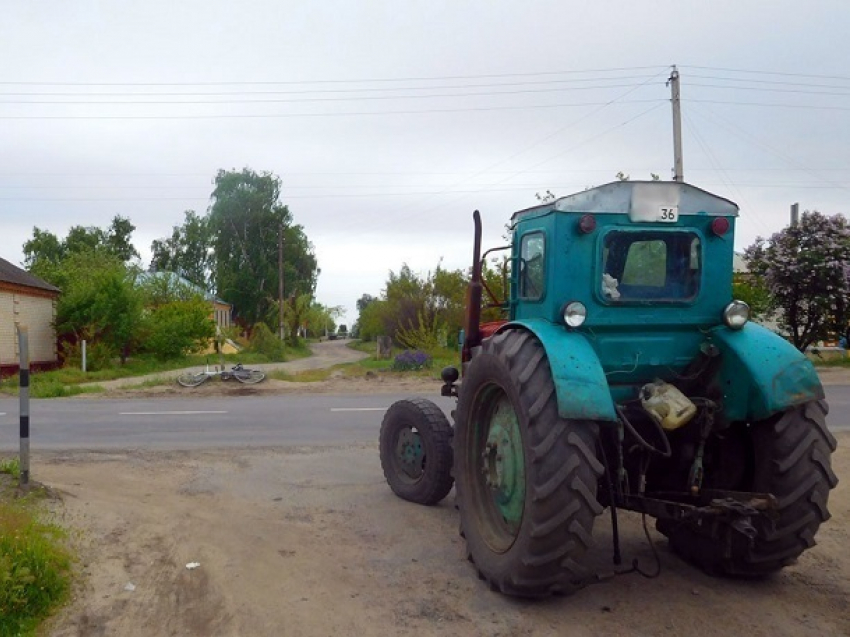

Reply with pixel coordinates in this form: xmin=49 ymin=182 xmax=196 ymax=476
xmin=177 ymin=362 xmax=266 ymax=387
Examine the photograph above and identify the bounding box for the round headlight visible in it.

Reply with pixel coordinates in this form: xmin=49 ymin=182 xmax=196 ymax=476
xmin=563 ymin=301 xmax=587 ymax=328
xmin=722 ymin=300 xmax=750 ymax=330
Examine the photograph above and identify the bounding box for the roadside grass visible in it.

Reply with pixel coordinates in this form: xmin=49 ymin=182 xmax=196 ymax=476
xmin=0 ymin=463 xmax=73 ymax=637
xmin=0 ymin=342 xmax=314 ymax=398
xmin=352 ymin=341 xmax=459 ymax=379
xmin=268 ymin=368 xmax=335 ymax=382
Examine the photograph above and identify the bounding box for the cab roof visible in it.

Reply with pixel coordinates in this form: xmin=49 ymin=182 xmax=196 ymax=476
xmin=511 ymin=181 xmax=739 ymax=223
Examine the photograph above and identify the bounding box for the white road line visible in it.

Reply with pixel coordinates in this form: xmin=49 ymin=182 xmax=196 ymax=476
xmin=330 ymin=407 xmax=387 ymax=412
xmin=119 ymin=411 xmax=229 ymax=416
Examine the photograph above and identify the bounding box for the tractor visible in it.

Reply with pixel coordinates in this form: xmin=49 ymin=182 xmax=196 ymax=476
xmin=378 ymin=180 xmax=838 ymax=598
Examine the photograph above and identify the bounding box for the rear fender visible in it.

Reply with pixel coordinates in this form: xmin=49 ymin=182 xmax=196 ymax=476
xmin=711 ymin=323 xmax=825 ymax=422
xmin=493 ymin=319 xmax=618 ymax=423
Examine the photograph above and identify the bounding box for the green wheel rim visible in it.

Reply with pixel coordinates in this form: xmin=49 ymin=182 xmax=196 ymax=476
xmin=470 ymin=385 xmax=526 ymax=552
xmin=396 ymin=428 xmax=424 ymax=481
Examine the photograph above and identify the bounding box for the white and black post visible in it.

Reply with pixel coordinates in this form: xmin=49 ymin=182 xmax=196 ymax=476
xmin=16 ymin=325 xmax=30 ymax=487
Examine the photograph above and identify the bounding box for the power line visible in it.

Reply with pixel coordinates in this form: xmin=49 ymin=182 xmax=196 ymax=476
xmin=687 ymin=102 xmax=850 ymax=193
xmin=680 ymin=65 xmax=850 ymax=82
xmin=0 ymin=82 xmax=666 ymax=105
xmin=0 ymin=98 xmax=664 ymax=119
xmin=688 ymin=82 xmax=850 ymax=97
xmin=0 ymin=66 xmax=666 ymax=87
xmin=0 ymin=75 xmax=663 ymax=97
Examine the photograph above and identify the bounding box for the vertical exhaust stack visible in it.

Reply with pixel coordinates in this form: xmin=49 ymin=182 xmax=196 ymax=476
xmin=462 ymin=210 xmax=483 ymax=364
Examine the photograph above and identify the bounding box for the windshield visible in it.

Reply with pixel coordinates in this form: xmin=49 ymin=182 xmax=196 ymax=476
xmin=601 ymin=231 xmax=701 ymax=302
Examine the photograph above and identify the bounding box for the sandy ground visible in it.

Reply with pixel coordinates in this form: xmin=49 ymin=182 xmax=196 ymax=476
xmin=37 ymin=434 xmax=848 ymax=637
xmin=19 ymin=344 xmax=850 ymax=635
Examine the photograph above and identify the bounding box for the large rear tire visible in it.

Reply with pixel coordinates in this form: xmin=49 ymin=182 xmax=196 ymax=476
xmin=658 ymin=400 xmax=838 ymax=576
xmin=379 ymin=398 xmax=454 ymax=506
xmin=454 ymin=330 xmax=603 ymax=597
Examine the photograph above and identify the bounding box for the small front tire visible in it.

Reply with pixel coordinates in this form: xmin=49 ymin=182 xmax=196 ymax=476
xmin=379 ymin=398 xmax=454 ymax=506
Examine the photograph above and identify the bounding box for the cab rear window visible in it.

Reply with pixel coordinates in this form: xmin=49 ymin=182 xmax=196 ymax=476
xmin=601 ymin=231 xmax=700 ymax=302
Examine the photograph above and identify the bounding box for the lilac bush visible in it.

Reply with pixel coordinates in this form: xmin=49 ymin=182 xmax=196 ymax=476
xmin=392 ymin=349 xmax=432 ymax=371
xmin=745 ymin=210 xmax=850 ymax=351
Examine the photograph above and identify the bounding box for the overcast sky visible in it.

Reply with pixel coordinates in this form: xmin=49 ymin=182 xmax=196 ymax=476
xmin=2 ymin=1 xmax=848 ymax=324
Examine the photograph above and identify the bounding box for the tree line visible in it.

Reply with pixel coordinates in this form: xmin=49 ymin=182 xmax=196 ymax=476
xmin=22 ymin=168 xmax=334 ymax=367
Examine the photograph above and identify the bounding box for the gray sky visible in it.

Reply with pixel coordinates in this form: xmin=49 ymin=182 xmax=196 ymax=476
xmin=2 ymin=1 xmax=848 ymax=324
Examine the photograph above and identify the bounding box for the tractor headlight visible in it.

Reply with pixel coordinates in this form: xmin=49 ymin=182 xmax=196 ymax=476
xmin=563 ymin=301 xmax=587 ymax=328
xmin=722 ymin=300 xmax=750 ymax=330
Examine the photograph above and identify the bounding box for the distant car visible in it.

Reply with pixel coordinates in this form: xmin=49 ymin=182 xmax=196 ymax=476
xmin=337 ymin=325 xmax=348 ymax=339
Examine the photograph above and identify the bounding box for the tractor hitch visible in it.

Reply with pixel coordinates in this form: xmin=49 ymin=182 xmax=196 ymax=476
xmin=621 ymin=489 xmax=777 ymax=534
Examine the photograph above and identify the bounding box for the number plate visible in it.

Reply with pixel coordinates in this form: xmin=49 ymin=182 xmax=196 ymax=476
xmin=658 ymin=206 xmax=678 ymax=223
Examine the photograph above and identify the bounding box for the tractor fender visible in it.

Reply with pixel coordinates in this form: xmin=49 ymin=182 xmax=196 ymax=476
xmin=710 ymin=322 xmax=825 ymax=422
xmin=491 ymin=319 xmax=618 ymax=423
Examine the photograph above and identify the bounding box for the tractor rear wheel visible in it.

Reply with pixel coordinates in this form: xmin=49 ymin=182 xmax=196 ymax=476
xmin=454 ymin=330 xmax=603 ymax=597
xmin=379 ymin=398 xmax=454 ymax=506
xmin=658 ymin=400 xmax=838 ymax=576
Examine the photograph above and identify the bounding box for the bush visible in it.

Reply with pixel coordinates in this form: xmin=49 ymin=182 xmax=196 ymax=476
xmin=392 ymin=349 xmax=432 ymax=371
xmin=0 ymin=502 xmax=72 ymax=635
xmin=61 ymin=340 xmax=116 ymax=372
xmin=141 ymin=298 xmax=216 ymax=360
xmin=248 ymin=323 xmax=286 ymax=361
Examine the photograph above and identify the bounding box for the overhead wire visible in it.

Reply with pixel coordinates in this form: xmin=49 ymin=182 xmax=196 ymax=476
xmin=0 ymin=65 xmax=667 ymax=87
xmin=682 ymin=111 xmax=772 ymax=233
xmin=687 ymin=102 xmax=850 ymax=193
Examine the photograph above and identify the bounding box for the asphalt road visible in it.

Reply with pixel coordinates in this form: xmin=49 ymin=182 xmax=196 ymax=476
xmin=1 ymin=385 xmax=848 ymax=451
xmin=0 ymin=393 xmax=455 ymax=451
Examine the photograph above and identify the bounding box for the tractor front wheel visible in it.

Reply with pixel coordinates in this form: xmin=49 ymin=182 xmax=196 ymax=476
xmin=379 ymin=398 xmax=454 ymax=506
xmin=454 ymin=330 xmax=603 ymax=597
xmin=658 ymin=400 xmax=838 ymax=576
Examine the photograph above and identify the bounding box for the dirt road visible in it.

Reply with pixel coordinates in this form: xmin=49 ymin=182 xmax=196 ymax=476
xmin=28 ymin=346 xmax=849 ymax=636
xmin=40 ymin=434 xmax=848 ymax=637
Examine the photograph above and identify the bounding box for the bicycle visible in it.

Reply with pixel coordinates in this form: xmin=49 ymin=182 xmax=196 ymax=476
xmin=177 ymin=361 xmax=266 ymax=387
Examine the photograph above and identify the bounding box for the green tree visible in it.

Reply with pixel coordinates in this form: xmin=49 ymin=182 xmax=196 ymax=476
xmin=23 ymin=227 xmax=65 ymax=280
xmin=208 ymin=168 xmax=318 ymax=329
xmin=745 ymin=210 xmax=850 ymax=351
xmin=732 ymin=272 xmax=772 ymax=320
xmin=105 ymin=215 xmax=140 ymax=262
xmin=150 ymin=210 xmax=212 ymax=289
xmin=54 ymin=251 xmax=143 ymax=364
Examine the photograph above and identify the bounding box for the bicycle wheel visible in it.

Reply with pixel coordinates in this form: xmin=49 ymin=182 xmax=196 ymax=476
xmin=235 ymin=369 xmax=265 ymax=384
xmin=177 ymin=372 xmax=209 ymax=387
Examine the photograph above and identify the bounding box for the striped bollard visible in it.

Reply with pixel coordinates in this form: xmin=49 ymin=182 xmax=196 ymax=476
xmin=16 ymin=325 xmax=30 ymax=487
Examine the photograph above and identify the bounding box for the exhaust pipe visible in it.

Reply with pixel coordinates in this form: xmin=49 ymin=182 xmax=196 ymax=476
xmin=462 ymin=210 xmax=483 ymax=363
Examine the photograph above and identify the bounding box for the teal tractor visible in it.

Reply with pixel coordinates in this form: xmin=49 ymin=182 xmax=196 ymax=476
xmin=379 ymin=180 xmax=838 ymax=598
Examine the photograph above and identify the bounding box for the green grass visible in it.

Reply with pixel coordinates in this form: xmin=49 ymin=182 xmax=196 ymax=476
xmin=0 ymin=487 xmax=73 ymax=636
xmin=268 ymin=368 xmax=335 ymax=383
xmin=348 ymin=341 xmax=460 ymax=380
xmin=0 ymin=458 xmax=20 ymax=479
xmin=0 ymin=342 xmax=314 ymax=398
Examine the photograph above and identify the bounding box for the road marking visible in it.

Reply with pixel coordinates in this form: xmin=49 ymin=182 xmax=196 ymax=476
xmin=330 ymin=407 xmax=386 ymax=412
xmin=119 ymin=410 xmax=229 ymax=416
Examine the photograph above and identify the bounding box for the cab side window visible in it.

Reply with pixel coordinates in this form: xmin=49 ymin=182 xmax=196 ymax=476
xmin=519 ymin=232 xmax=545 ymax=299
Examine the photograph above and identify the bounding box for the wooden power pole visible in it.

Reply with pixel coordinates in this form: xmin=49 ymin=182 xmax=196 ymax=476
xmin=668 ymin=65 xmax=684 ymax=182
xmin=278 ymin=225 xmax=285 ymax=340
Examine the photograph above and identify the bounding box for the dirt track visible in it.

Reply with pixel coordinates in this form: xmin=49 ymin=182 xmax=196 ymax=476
xmin=28 ymin=343 xmax=850 ymax=635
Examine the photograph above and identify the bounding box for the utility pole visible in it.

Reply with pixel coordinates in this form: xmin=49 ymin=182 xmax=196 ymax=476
xmin=668 ymin=65 xmax=684 ymax=182
xmin=791 ymin=202 xmax=800 ymax=227
xmin=278 ymin=225 xmax=285 ymax=340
